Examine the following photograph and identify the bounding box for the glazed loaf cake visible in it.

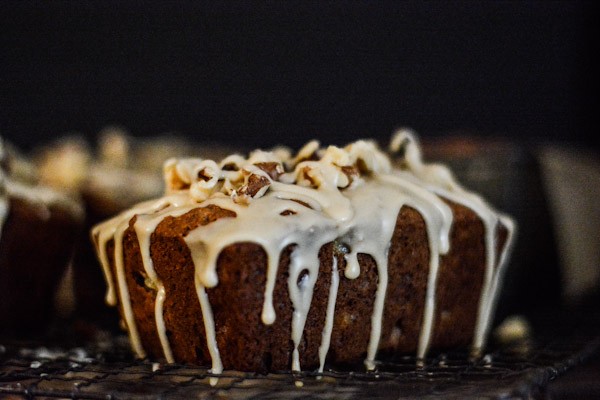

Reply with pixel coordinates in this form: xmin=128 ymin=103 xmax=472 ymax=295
xmin=92 ymin=130 xmax=515 ymax=374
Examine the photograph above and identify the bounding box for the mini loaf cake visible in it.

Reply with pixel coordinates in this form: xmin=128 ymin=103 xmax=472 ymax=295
xmin=0 ymin=139 xmax=84 ymax=333
xmin=92 ymin=130 xmax=515 ymax=374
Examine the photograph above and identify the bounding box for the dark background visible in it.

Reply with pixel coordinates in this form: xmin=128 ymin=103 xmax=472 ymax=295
xmin=1 ymin=1 xmax=598 ymax=151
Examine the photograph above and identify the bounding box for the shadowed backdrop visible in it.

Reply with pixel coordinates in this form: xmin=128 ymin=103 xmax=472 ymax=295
xmin=1 ymin=1 xmax=597 ymax=151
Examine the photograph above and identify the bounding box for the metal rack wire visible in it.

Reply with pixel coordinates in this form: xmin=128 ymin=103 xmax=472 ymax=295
xmin=2 ymin=326 xmax=598 ymax=400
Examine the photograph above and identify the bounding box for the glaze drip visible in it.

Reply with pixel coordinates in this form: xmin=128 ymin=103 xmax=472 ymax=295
xmin=92 ymin=131 xmax=515 ymax=375
xmin=0 ymin=140 xmax=8 ymax=239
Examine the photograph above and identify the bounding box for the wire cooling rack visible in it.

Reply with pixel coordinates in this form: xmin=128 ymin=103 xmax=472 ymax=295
xmin=1 ymin=318 xmax=599 ymax=400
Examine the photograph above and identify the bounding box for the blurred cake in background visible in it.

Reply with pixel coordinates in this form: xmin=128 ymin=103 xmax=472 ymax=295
xmin=34 ymin=127 xmax=238 ymax=331
xmin=0 ymin=138 xmax=83 ymax=334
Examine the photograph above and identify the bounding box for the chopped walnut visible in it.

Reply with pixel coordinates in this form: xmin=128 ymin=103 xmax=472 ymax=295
xmin=233 ymin=172 xmax=271 ymax=204
xmin=163 ymin=136 xmax=394 ymax=204
xmin=240 ymin=174 xmax=270 ymax=197
xmin=254 ymin=162 xmax=284 ymax=181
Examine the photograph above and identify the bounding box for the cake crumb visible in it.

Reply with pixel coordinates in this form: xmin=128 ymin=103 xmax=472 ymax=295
xmin=494 ymin=315 xmax=532 ymax=344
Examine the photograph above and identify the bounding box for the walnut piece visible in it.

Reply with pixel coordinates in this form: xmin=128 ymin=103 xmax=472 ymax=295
xmin=254 ymin=162 xmax=284 ymax=181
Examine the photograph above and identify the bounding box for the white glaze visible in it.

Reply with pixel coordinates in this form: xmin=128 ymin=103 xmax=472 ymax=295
xmin=318 ymin=255 xmax=339 ymax=373
xmin=0 ymin=139 xmax=8 ymax=239
xmin=92 ymin=132 xmax=515 ymax=376
xmin=390 ymin=128 xmax=517 ymax=356
xmin=195 ymin=273 xmax=223 ymax=384
xmin=133 ymin=198 xmax=199 ymax=362
xmin=92 ymin=194 xmax=195 ymax=356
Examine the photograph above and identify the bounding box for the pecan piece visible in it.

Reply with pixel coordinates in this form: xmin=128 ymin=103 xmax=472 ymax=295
xmin=254 ymin=162 xmax=283 ymax=181
xmin=241 ymin=174 xmax=271 ymax=197
xmin=233 ymin=173 xmax=272 ymax=204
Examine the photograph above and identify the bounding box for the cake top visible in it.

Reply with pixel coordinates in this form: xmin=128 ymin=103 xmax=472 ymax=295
xmin=163 ymin=138 xmax=391 ymax=220
xmin=161 ymin=130 xmax=464 ymax=217
xmin=92 ymin=129 xmax=516 ymax=376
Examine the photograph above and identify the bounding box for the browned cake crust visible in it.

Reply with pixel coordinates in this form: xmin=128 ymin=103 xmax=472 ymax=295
xmin=0 ymin=196 xmax=82 ymax=333
xmin=103 ymin=200 xmax=507 ymax=372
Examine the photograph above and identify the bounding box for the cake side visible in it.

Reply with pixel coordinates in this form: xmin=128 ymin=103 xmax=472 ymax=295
xmin=92 ymin=130 xmax=516 ymax=373
xmin=102 ymin=198 xmax=507 ymax=371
